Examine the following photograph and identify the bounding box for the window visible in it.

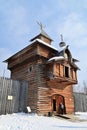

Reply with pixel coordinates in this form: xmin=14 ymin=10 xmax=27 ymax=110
xmin=28 ymin=65 xmax=33 ymax=72
xmin=29 ymin=66 xmax=32 ymax=72
xmin=65 ymin=66 xmax=69 ymax=78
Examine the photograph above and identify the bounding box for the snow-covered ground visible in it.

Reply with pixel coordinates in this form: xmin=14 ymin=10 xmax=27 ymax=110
xmin=0 ymin=112 xmax=87 ymax=130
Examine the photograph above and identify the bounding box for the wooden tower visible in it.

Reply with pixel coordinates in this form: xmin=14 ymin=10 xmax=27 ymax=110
xmin=5 ymin=27 xmax=79 ymax=115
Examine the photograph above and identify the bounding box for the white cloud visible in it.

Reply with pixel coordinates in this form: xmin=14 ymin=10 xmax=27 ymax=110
xmin=0 ymin=0 xmax=87 ymax=89
xmin=7 ymin=6 xmax=30 ymax=37
xmin=1 ymin=4 xmax=32 ymax=50
xmin=57 ymin=13 xmax=87 ymax=47
xmin=47 ymin=12 xmax=87 ymax=87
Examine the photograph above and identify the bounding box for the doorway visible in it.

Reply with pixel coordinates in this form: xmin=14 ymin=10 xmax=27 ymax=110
xmin=52 ymin=94 xmax=66 ymax=114
xmin=53 ymin=99 xmax=56 ymax=111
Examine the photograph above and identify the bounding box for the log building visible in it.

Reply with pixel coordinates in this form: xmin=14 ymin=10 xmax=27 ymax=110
xmin=5 ymin=28 xmax=79 ymax=115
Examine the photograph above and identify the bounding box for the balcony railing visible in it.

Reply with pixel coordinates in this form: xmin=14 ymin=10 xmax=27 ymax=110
xmin=46 ymin=71 xmax=77 ymax=85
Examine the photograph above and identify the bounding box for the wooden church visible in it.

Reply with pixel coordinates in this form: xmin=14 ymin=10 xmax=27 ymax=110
xmin=5 ymin=26 xmax=79 ymax=115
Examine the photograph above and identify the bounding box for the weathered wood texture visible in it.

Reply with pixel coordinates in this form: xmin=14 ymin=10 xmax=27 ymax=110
xmin=46 ymin=62 xmax=77 ymax=86
xmin=40 ymin=36 xmax=51 ymax=44
xmin=11 ymin=60 xmax=39 ymax=113
xmin=37 ymin=44 xmax=56 ymax=58
xmin=7 ymin=43 xmax=56 ymax=70
xmin=7 ymin=44 xmax=37 ymax=69
xmin=5 ymin=39 xmax=78 ymax=115
xmin=36 ymin=63 xmax=74 ymax=114
xmin=50 ymin=84 xmax=74 ymax=114
xmin=74 ymin=92 xmax=87 ymax=112
xmin=0 ymin=77 xmax=28 ymax=115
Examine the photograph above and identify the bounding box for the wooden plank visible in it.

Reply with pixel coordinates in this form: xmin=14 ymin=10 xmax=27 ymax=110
xmin=0 ymin=77 xmax=28 ymax=115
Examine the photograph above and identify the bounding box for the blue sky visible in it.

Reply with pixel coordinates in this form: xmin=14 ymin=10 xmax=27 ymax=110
xmin=0 ymin=0 xmax=87 ymax=89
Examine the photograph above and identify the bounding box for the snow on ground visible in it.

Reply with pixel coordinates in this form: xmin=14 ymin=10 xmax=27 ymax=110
xmin=0 ymin=112 xmax=87 ymax=130
xmin=75 ymin=112 xmax=87 ymax=120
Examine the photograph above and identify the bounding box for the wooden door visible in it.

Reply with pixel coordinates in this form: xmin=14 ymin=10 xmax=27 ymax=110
xmin=52 ymin=94 xmax=65 ymax=114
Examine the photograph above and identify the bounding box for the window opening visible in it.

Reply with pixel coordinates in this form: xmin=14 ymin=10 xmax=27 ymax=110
xmin=65 ymin=66 xmax=69 ymax=77
xmin=29 ymin=66 xmax=32 ymax=72
xmin=28 ymin=65 xmax=33 ymax=72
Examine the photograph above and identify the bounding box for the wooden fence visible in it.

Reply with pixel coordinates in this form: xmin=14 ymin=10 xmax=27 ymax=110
xmin=0 ymin=77 xmax=28 ymax=115
xmin=74 ymin=92 xmax=87 ymax=112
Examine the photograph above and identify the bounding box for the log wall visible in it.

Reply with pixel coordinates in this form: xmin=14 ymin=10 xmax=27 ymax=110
xmin=6 ymin=42 xmax=77 ymax=115
xmin=35 ymin=63 xmax=74 ymax=115
xmin=47 ymin=62 xmax=77 ymax=82
xmin=8 ymin=44 xmax=37 ymax=69
xmin=40 ymin=36 xmax=51 ymax=44
xmin=11 ymin=60 xmax=39 ymax=113
xmin=38 ymin=45 xmax=50 ymax=58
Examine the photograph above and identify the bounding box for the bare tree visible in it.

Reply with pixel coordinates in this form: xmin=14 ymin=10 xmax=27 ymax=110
xmin=83 ymin=80 xmax=87 ymax=94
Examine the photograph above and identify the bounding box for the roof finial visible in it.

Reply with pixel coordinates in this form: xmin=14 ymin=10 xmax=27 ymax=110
xmin=60 ymin=34 xmax=63 ymax=42
xmin=59 ymin=34 xmax=66 ymax=47
xmin=37 ymin=21 xmax=45 ymax=32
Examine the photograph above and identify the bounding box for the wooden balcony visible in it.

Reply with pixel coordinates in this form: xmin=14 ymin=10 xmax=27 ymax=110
xmin=47 ymin=73 xmax=77 ymax=86
xmin=46 ymin=62 xmax=78 ymax=86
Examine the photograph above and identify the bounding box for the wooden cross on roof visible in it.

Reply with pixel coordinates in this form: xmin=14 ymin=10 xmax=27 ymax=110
xmin=37 ymin=21 xmax=46 ymax=32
